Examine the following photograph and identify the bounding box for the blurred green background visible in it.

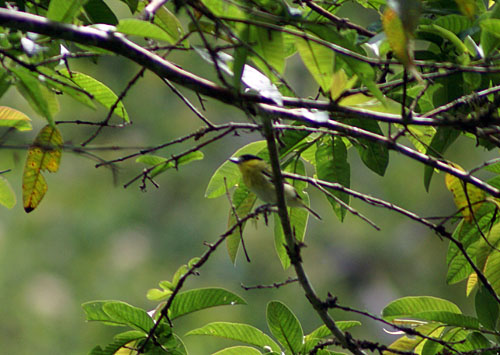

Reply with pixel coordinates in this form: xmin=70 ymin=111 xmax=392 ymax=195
xmin=0 ymin=1 xmax=494 ymax=354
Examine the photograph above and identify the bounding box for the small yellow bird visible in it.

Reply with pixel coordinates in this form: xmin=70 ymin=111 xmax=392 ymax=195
xmin=230 ymin=154 xmax=321 ymax=220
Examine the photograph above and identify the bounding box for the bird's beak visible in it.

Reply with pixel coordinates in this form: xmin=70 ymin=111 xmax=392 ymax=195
xmin=229 ymin=157 xmax=240 ymax=164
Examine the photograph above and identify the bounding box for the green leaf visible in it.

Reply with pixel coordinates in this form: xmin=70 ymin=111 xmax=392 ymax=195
xmin=84 ymin=0 xmax=118 ymax=25
xmin=446 ymin=206 xmax=497 ymax=284
xmin=211 ymin=346 xmax=263 ymax=355
xmin=0 ymin=175 xmax=16 ymax=209
xmin=339 ymin=93 xmax=401 ymax=114
xmin=117 ymin=19 xmax=176 ymax=43
xmin=423 ymin=127 xmax=459 ymax=190
xmin=475 ymin=285 xmax=499 ymax=330
xmin=412 ymin=311 xmax=480 ymax=329
xmin=13 ymin=67 xmax=59 ymax=125
xmin=0 ymin=106 xmax=32 ymax=131
xmin=186 ymin=322 xmax=281 ymax=353
xmin=419 ymin=24 xmax=469 ymax=55
xmin=306 ymin=321 xmax=361 ymax=340
xmin=154 ymin=6 xmax=186 ymax=45
xmin=348 ymin=119 xmax=388 ymax=176
xmin=253 ymin=26 xmax=285 ymax=75
xmin=382 ymin=296 xmax=462 ymax=321
xmin=58 ymin=69 xmax=129 ymax=122
xmin=47 ymin=0 xmax=88 ymax=23
xmin=483 ymin=251 xmax=500 ymax=298
xmin=121 ymin=0 xmax=139 ymax=13
xmin=37 ymin=67 xmax=95 ymax=110
xmin=266 ymin=301 xmax=303 ymax=354
xmin=296 ymin=33 xmax=334 ymax=92
xmin=169 ymin=288 xmax=246 ymax=320
xmin=94 ymin=330 xmax=146 ymax=355
xmin=82 ymin=301 xmax=128 ymax=326
xmin=226 ymin=185 xmax=256 ymax=264
xmin=102 ymin=301 xmax=154 ymax=333
xmin=22 ymin=125 xmax=63 ymax=213
xmin=205 ymin=141 xmax=267 ymax=199
xmin=434 ymin=14 xmax=473 ymax=34
xmin=315 ymin=137 xmax=350 ymax=221
xmin=136 ymin=151 xmax=204 ymax=178
xmin=273 ymin=159 xmax=309 ymax=269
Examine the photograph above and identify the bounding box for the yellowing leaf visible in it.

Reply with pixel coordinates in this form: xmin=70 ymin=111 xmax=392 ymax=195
xmin=445 ymin=165 xmax=485 ymax=222
xmin=466 ymin=272 xmax=477 ymax=296
xmin=22 ymin=125 xmax=63 ymax=213
xmin=382 ymin=3 xmax=423 ymax=82
xmin=382 ymin=7 xmax=411 ymax=67
xmin=455 ymin=0 xmax=476 ymax=19
xmin=0 ymin=106 xmax=32 ymax=131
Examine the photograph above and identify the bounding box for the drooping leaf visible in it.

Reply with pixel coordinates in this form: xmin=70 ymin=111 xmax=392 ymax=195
xmin=13 ymin=67 xmax=59 ymax=125
xmin=0 ymin=106 xmax=32 ymax=131
xmin=117 ymin=19 xmax=176 ymax=43
xmin=22 ymin=125 xmax=63 ymax=213
xmin=348 ymin=119 xmax=388 ymax=176
xmin=0 ymin=175 xmax=16 ymax=209
xmin=296 ymin=33 xmax=334 ymax=92
xmin=273 ymin=159 xmax=309 ymax=269
xmin=226 ymin=185 xmax=256 ymax=264
xmin=315 ymin=137 xmax=350 ymax=221
xmin=186 ymin=322 xmax=281 ymax=353
xmin=169 ymin=288 xmax=246 ymax=320
xmin=445 ymin=164 xmax=486 ymax=222
xmin=475 ymin=285 xmax=499 ymax=330
xmin=253 ymin=26 xmax=285 ymax=75
xmin=483 ymin=252 xmax=500 ymax=298
xmin=58 ymin=69 xmax=129 ymax=122
xmin=266 ymin=301 xmax=303 ymax=354
xmin=47 ymin=0 xmax=88 ymax=23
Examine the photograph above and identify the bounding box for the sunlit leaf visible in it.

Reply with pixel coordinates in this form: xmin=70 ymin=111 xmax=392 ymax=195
xmin=266 ymin=301 xmax=303 ymax=354
xmin=0 ymin=106 xmax=32 ymax=131
xmin=22 ymin=125 xmax=63 ymax=213
xmin=59 ymin=69 xmax=129 ymax=122
xmin=101 ymin=301 xmax=154 ymax=333
xmin=383 ymin=296 xmax=462 ymax=321
xmin=445 ymin=164 xmax=486 ymax=221
xmin=211 ymin=346 xmax=262 ymax=355
xmin=253 ymin=26 xmax=285 ymax=75
xmin=483 ymin=251 xmax=500 ymax=297
xmin=117 ymin=19 xmax=176 ymax=43
xmin=169 ymin=288 xmax=246 ymax=320
xmin=296 ymin=33 xmax=334 ymax=92
xmin=186 ymin=322 xmax=281 ymax=353
xmin=47 ymin=0 xmax=88 ymax=23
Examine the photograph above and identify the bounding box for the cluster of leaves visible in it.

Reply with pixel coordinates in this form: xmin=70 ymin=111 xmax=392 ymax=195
xmin=3 ymin=0 xmax=500 ymax=354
